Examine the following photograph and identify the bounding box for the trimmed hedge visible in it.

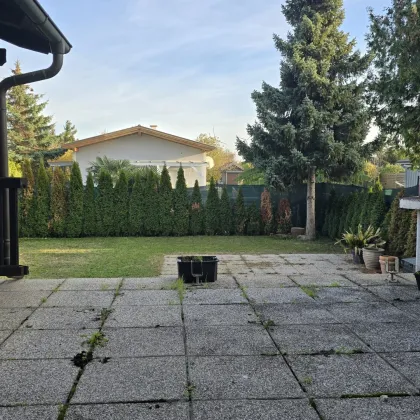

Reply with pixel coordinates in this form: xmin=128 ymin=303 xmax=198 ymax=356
xmin=220 ymin=186 xmax=233 ymax=235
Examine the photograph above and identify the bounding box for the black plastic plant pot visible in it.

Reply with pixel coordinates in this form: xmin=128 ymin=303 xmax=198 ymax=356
xmin=414 ymin=273 xmax=420 ymax=291
xmin=351 ymin=250 xmax=364 ymax=265
xmin=177 ymin=256 xmax=218 ymax=283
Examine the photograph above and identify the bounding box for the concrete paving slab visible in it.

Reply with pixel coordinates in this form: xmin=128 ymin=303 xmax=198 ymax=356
xmin=191 ymin=275 xmax=238 ymax=289
xmin=0 ymin=359 xmax=78 ymax=405
xmin=72 ymin=357 xmax=187 ymax=403
xmin=114 ymin=290 xmax=180 ymax=306
xmin=396 ymin=273 xmax=418 ymax=284
xmin=183 ymin=304 xmax=257 ymax=326
xmin=0 ymin=279 xmax=63 ymax=291
xmin=255 ymin=303 xmax=338 ymax=325
xmin=0 ymin=330 xmax=10 ymax=344
xmin=66 ymin=403 xmax=189 ymax=420
xmin=22 ymin=307 xmax=102 ymax=330
xmin=383 ymin=352 xmax=420 ymax=388
xmin=0 ymin=308 xmax=33 ymax=330
xmin=96 ymin=327 xmax=184 ymax=357
xmin=0 ymin=405 xmax=59 ymax=420
xmin=366 ymin=285 xmax=420 ymax=302
xmin=189 ymin=355 xmax=303 ymax=400
xmin=288 ymin=353 xmax=416 ymax=397
xmin=314 ymin=287 xmax=381 ymax=303
xmin=325 ymin=302 xmax=415 ymax=323
xmin=235 ymin=274 xmax=295 ymax=288
xmin=246 ymin=287 xmax=313 ymax=304
xmin=60 ymin=278 xmax=121 ymax=291
xmin=0 ymin=291 xmax=48 ymax=308
xmin=183 ymin=289 xmax=247 ymax=305
xmin=349 ymin=323 xmax=420 ymax=352
xmin=289 ymin=275 xmax=354 ymax=287
xmin=393 ymin=301 xmax=420 ymax=319
xmin=193 ymin=400 xmax=319 ymax=420
xmin=43 ymin=291 xmax=114 ymax=308
xmin=105 ymin=305 xmax=182 ymax=328
xmin=122 ymin=277 xmax=177 ymax=290
xmin=186 ymin=325 xmax=276 ymax=356
xmin=316 ymin=397 xmax=420 ymax=420
xmin=271 ymin=324 xmax=370 ymax=355
xmin=0 ymin=329 xmax=94 ymax=359
xmin=345 ymin=273 xmax=404 ymax=286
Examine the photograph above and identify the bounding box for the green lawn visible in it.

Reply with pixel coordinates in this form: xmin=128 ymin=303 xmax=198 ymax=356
xmin=20 ymin=236 xmax=338 ymax=278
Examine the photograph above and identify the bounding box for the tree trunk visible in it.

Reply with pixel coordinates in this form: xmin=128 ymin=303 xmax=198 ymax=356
xmin=306 ymin=166 xmax=316 ymax=240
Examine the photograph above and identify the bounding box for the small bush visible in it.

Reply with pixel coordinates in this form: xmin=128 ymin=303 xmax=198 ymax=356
xmin=128 ymin=172 xmax=144 ymax=236
xmin=50 ymin=169 xmax=67 ymax=237
xmin=114 ymin=171 xmax=129 ymax=236
xmin=190 ymin=180 xmax=204 ymax=235
xmin=205 ymin=178 xmax=220 ymax=235
xmin=247 ymin=203 xmax=260 ymax=235
xmin=83 ymin=172 xmax=96 ymax=236
xmin=20 ymin=159 xmax=35 ymax=237
xmin=33 ymin=160 xmax=50 ymax=237
xmin=159 ymin=165 xmax=174 ymax=236
xmin=143 ymin=171 xmax=160 ymax=236
xmin=220 ymin=186 xmax=233 ymax=235
xmin=173 ymin=166 xmax=189 ymax=236
xmin=66 ymin=162 xmax=84 ymax=238
xmin=96 ymin=169 xmax=114 ymax=236
xmin=234 ymin=187 xmax=247 ymax=235
xmin=277 ymin=198 xmax=292 ymax=234
xmin=405 ymin=211 xmax=417 ymax=257
xmin=260 ymin=188 xmax=273 ymax=235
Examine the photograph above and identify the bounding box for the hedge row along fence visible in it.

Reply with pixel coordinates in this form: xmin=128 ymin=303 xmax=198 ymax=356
xmin=19 ymin=161 xmax=293 ymax=238
xmin=322 ymin=186 xmax=417 ymax=258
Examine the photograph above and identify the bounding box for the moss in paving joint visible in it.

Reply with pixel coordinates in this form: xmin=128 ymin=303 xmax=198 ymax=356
xmin=184 ymin=383 xmax=196 ymax=399
xmin=82 ymin=331 xmax=108 ymax=348
xmin=114 ymin=280 xmax=123 ymax=297
xmin=300 ymin=285 xmax=319 ymax=299
xmin=169 ymin=278 xmax=186 ymax=303
xmin=239 ymin=285 xmax=249 ymax=299
xmin=302 ymin=376 xmax=313 ymax=385
xmin=100 ymin=283 xmax=110 ymax=291
xmin=263 ymin=319 xmax=275 ymax=330
xmin=40 ymin=297 xmax=47 ymax=304
xmin=328 ymin=282 xmax=341 ymax=287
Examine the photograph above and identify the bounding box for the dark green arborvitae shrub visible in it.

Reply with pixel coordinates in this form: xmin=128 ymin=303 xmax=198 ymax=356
xmin=205 ymin=177 xmax=220 ymax=235
xmin=173 ymin=166 xmax=189 ymax=236
xmin=159 ymin=165 xmax=174 ymax=236
xmin=388 ymin=190 xmax=405 ymax=255
xmin=143 ymin=171 xmax=160 ymax=236
xmin=369 ymin=191 xmax=387 ymax=230
xmin=83 ymin=172 xmax=96 ymax=236
xmin=247 ymin=202 xmax=261 ymax=235
xmin=338 ymin=195 xmax=352 ymax=237
xmin=405 ymin=211 xmax=417 ymax=257
xmin=20 ymin=158 xmax=35 ymax=237
xmin=65 ymin=162 xmax=84 ymax=238
xmin=190 ymin=180 xmax=204 ymax=235
xmin=322 ymin=190 xmax=336 ymax=237
xmin=114 ymin=171 xmax=129 ymax=236
xmin=330 ymin=195 xmax=345 ymax=239
xmin=219 ymin=186 xmax=233 ymax=235
xmin=260 ymin=188 xmax=274 ymax=235
xmin=344 ymin=192 xmax=357 ymax=232
xmin=359 ymin=190 xmax=372 ymax=230
xmin=33 ymin=160 xmax=50 ymax=237
xmin=277 ymin=198 xmax=292 ymax=234
xmin=50 ymin=169 xmax=67 ymax=237
xmin=96 ymin=169 xmax=114 ymax=236
xmin=394 ymin=209 xmax=412 ymax=256
xmin=129 ymin=172 xmax=144 ymax=236
xmin=234 ymin=186 xmax=247 ymax=235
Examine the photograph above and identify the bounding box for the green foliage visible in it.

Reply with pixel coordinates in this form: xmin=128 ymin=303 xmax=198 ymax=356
xmin=173 ymin=167 xmax=189 ymax=236
xmin=113 ymin=171 xmax=129 ymax=236
xmin=234 ymin=187 xmax=247 ymax=235
xmin=205 ymin=178 xmax=220 ymax=235
xmin=20 ymin=159 xmax=35 ymax=237
xmin=190 ymin=180 xmax=205 ymax=235
xmin=359 ymin=191 xmax=373 ymax=230
xmin=329 ymin=195 xmax=344 ymax=239
xmin=128 ymin=173 xmax=144 ymax=236
xmin=143 ymin=171 xmax=160 ymax=236
xmin=260 ymin=188 xmax=273 ymax=235
xmin=322 ymin=190 xmax=336 ymax=237
xmin=277 ymin=198 xmax=292 ymax=235
xmin=65 ymin=162 xmax=84 ymax=238
xmin=50 ymin=169 xmax=67 ymax=237
xmin=338 ymin=196 xmax=352 ymax=237
xmin=394 ymin=210 xmax=413 ymax=256
xmin=388 ymin=190 xmax=405 ymax=255
xmin=236 ymin=163 xmax=265 ymax=185
xmin=369 ymin=192 xmax=388 ymax=230
xmin=96 ymin=169 xmax=114 ymax=236
xmin=405 ymin=211 xmax=417 ymax=258
xmin=344 ymin=193 xmax=357 ymax=232
xmin=380 ymin=163 xmax=405 ymax=175
xmin=8 ymin=160 xmax=22 ymax=177
xmin=59 ymin=120 xmax=77 ymax=144
xmin=33 ymin=160 xmax=50 ymax=237
xmin=219 ymin=186 xmax=233 ymax=235
xmin=247 ymin=203 xmax=261 ymax=235
xmin=159 ymin=165 xmax=174 ymax=236
xmin=83 ymin=172 xmax=96 ymax=236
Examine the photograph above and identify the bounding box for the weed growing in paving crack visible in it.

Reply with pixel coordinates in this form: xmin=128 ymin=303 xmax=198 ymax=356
xmin=40 ymin=297 xmax=47 ymax=304
xmin=302 ymin=377 xmax=313 ymax=385
xmin=329 ymin=282 xmax=341 ymax=287
xmin=169 ymin=278 xmax=186 ymax=303
xmin=100 ymin=283 xmax=110 ymax=291
xmin=263 ymin=319 xmax=275 ymax=330
xmin=184 ymin=384 xmax=196 ymax=399
xmin=82 ymin=331 xmax=108 ymax=348
xmin=239 ymin=285 xmax=249 ymax=299
xmin=114 ymin=281 xmax=123 ymax=297
xmin=300 ymin=285 xmax=318 ymax=299
xmin=100 ymin=308 xmax=114 ymax=324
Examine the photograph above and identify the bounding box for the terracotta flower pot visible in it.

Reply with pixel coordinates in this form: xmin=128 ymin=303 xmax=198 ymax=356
xmin=379 ymin=255 xmax=397 ymax=274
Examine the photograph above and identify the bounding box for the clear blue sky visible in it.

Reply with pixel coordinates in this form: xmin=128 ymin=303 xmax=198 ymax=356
xmin=0 ymin=0 xmax=390 ymax=150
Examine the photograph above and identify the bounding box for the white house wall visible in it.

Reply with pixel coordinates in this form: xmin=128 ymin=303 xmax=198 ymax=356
xmin=73 ymin=133 xmax=207 ymax=187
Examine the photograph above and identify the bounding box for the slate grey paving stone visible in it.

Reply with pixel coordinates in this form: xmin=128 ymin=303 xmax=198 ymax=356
xmin=393 ymin=301 xmax=420 ymax=319
xmin=0 ymin=359 xmax=78 ymax=405
xmin=60 ymin=278 xmax=121 ymax=291
xmin=272 ymin=266 xmax=301 ymax=275
xmin=0 ymin=291 xmax=48 ymax=308
xmin=105 ymin=305 xmax=182 ymax=328
xmin=0 ymin=405 xmax=59 ymax=420
xmin=349 ymin=323 xmax=420 ymax=352
xmin=396 ymin=273 xmax=418 ymax=283
xmin=97 ymin=327 xmax=184 ymax=357
xmin=72 ymin=357 xmax=186 ymax=403
xmin=289 ymin=275 xmax=354 ymax=287
xmin=183 ymin=304 xmax=257 ymax=326
xmin=313 ymin=287 xmax=381 ymax=303
xmin=189 ymin=355 xmax=303 ymax=400
xmin=121 ymin=277 xmax=177 ymax=290
xmin=0 ymin=330 xmax=10 ymax=344
xmin=246 ymin=287 xmax=313 ymax=304
xmin=366 ymin=285 xmax=420 ymax=302
xmin=192 ymin=275 xmax=238 ymax=289
xmin=270 ymin=324 xmax=370 ymax=355
xmin=66 ymin=403 xmax=189 ymax=420
xmin=288 ymin=353 xmax=416 ymax=397
xmin=235 ymin=274 xmax=295 ymax=288
xmin=193 ymin=400 xmax=319 ymax=420
xmin=382 ymin=352 xmax=420 ymax=388
xmin=0 ymin=278 xmax=63 ymax=291
xmin=43 ymin=291 xmax=114 ymax=308
xmin=22 ymin=307 xmax=102 ymax=330
xmin=255 ymin=303 xmax=338 ymax=325
xmin=114 ymin=290 xmax=180 ymax=306
xmin=345 ymin=273 xmax=407 ymax=286
xmin=183 ymin=289 xmax=247 ymax=305
xmin=186 ymin=325 xmax=276 ymax=356
xmin=0 ymin=329 xmax=94 ymax=359
xmin=316 ymin=397 xmax=420 ymax=420
xmin=0 ymin=308 xmax=32 ymax=330
xmin=325 ymin=302 xmax=414 ymax=323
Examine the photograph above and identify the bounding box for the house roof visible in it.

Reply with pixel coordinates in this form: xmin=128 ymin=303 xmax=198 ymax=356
xmin=62 ymin=125 xmax=216 ymax=152
xmin=220 ymin=162 xmax=244 ymax=172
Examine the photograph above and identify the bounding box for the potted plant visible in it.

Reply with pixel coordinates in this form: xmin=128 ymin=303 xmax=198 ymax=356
xmin=414 ymin=271 xmax=420 ymax=291
xmin=379 ymin=256 xmax=397 ymax=274
xmin=177 ymin=256 xmax=219 ymax=283
xmin=362 ymin=226 xmax=386 ymax=271
xmin=335 ymin=225 xmax=366 ymax=264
